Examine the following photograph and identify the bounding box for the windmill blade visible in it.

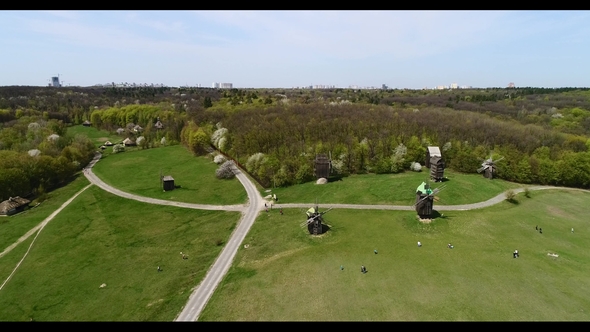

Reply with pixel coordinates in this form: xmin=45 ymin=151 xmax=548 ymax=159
xmin=320 ymin=207 xmax=333 ymax=215
xmin=494 ymin=156 xmax=504 ymax=163
xmin=432 ymin=184 xmax=447 ymax=195
xmin=413 ymin=194 xmax=431 ymax=207
xmin=477 ymin=165 xmax=488 ymax=173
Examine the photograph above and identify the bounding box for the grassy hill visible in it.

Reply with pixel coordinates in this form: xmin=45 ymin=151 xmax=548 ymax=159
xmin=199 ymin=189 xmax=590 ymax=321
xmin=0 ymin=186 xmax=241 ymax=321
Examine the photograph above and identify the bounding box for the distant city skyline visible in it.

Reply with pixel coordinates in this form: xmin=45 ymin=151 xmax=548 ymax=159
xmin=1 ymin=11 xmax=589 ymax=89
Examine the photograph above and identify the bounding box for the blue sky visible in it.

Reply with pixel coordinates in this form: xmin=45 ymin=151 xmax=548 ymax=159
xmin=1 ymin=10 xmax=588 ymax=89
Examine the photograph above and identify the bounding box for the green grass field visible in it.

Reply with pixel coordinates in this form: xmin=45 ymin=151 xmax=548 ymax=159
xmin=199 ymin=189 xmax=590 ymax=321
xmin=0 ymin=175 xmax=90 ymax=252
xmin=91 ymin=145 xmax=247 ymax=205
xmin=265 ymin=169 xmax=521 ymax=206
xmin=67 ymin=125 xmax=122 ymax=149
xmin=0 ymin=185 xmax=241 ymax=321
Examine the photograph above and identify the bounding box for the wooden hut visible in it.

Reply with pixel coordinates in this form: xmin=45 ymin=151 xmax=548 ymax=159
xmin=426 ymin=146 xmax=445 ymax=182
xmin=82 ymin=120 xmax=92 ymax=127
xmin=0 ymin=196 xmax=31 ymax=216
xmin=162 ymin=176 xmax=175 ymax=191
xmin=123 ymin=138 xmax=136 ymax=146
xmin=154 ymin=118 xmax=164 ymax=130
xmin=314 ymin=154 xmax=331 ymax=179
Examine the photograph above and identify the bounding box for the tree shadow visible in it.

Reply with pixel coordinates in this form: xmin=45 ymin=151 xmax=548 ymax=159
xmin=329 ymin=174 xmax=345 ymax=182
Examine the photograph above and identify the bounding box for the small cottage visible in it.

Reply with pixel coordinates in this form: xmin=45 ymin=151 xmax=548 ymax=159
xmin=123 ymin=138 xmax=136 ymax=146
xmin=154 ymin=119 xmax=164 ymax=130
xmin=82 ymin=120 xmax=92 ymax=127
xmin=0 ymin=196 xmax=31 ymax=216
xmin=162 ymin=176 xmax=175 ymax=191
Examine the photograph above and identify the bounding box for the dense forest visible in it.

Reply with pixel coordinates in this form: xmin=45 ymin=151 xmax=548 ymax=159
xmin=1 ymin=85 xmax=589 ymax=201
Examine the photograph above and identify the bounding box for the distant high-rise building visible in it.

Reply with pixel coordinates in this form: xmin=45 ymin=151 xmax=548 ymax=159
xmin=212 ymin=82 xmax=220 ymax=88
xmin=450 ymin=83 xmax=458 ymax=89
xmin=508 ymin=82 xmax=515 ymax=88
xmin=382 ymin=84 xmax=389 ymax=90
xmin=51 ymin=76 xmax=61 ymax=87
xmin=220 ymin=83 xmax=233 ymax=89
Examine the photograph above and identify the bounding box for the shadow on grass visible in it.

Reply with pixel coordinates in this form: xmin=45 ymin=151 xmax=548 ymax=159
xmin=305 ymin=223 xmax=331 ymax=235
xmin=328 ymin=174 xmax=346 ymax=182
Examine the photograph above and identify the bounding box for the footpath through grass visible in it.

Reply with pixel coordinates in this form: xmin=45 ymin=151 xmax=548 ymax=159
xmin=0 ymin=185 xmax=241 ymax=321
xmin=265 ymin=168 xmax=521 ymax=206
xmin=200 ymin=189 xmax=590 ymax=321
xmin=0 ymin=175 xmax=90 ymax=252
xmin=92 ymin=145 xmax=247 ymax=205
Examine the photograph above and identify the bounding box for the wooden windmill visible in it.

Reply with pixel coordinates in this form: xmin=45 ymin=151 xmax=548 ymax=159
xmin=301 ymin=200 xmax=333 ymax=235
xmin=477 ymin=153 xmax=504 ymax=179
xmin=314 ymin=152 xmax=332 ymax=180
xmin=414 ymin=181 xmax=446 ymax=218
xmin=426 ymin=146 xmax=445 ymax=182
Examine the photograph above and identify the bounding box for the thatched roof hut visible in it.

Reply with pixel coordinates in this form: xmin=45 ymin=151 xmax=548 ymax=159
xmin=82 ymin=120 xmax=91 ymax=127
xmin=123 ymin=138 xmax=136 ymax=146
xmin=0 ymin=196 xmax=31 ymax=216
xmin=116 ymin=128 xmax=125 ymax=135
xmin=104 ymin=141 xmax=114 ymax=146
xmin=133 ymin=125 xmax=143 ymax=132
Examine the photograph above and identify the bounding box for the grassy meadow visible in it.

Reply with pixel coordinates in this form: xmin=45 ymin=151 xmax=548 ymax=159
xmin=0 ymin=185 xmax=241 ymax=321
xmin=91 ymin=145 xmax=247 ymax=205
xmin=266 ymin=169 xmax=521 ymax=206
xmin=0 ymin=175 xmax=90 ymax=252
xmin=67 ymin=125 xmax=122 ymax=149
xmin=199 ymin=189 xmax=590 ymax=321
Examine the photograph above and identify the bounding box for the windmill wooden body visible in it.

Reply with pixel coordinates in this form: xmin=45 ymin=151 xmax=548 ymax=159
xmin=302 ymin=203 xmax=332 ymax=235
xmin=314 ymin=153 xmax=332 ymax=180
xmin=414 ymin=181 xmax=445 ymax=218
xmin=426 ymin=146 xmax=445 ymax=182
xmin=477 ymin=154 xmax=504 ymax=179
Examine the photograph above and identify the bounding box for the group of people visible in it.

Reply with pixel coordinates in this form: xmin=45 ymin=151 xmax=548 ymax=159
xmin=535 ymin=225 xmax=542 ymax=234
xmin=264 ymin=194 xmax=280 ymax=213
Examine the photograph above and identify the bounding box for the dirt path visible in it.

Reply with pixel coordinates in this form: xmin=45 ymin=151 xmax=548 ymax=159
xmin=0 ymin=183 xmax=93 ymax=291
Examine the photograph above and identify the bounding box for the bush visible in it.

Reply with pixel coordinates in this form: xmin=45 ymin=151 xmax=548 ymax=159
xmin=112 ymin=144 xmax=125 ymax=154
xmin=505 ymin=189 xmax=517 ymax=203
xmin=216 ymin=160 xmax=235 ymax=179
xmin=410 ymin=162 xmax=422 ymax=172
xmin=214 ymin=154 xmax=226 ymax=164
xmin=524 ymin=187 xmax=531 ymax=198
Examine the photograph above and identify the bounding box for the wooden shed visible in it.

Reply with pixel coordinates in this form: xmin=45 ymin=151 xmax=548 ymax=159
xmin=314 ymin=154 xmax=331 ymax=179
xmin=426 ymin=146 xmax=445 ymax=182
xmin=154 ymin=118 xmax=164 ymax=129
xmin=0 ymin=196 xmax=31 ymax=216
xmin=82 ymin=120 xmax=92 ymax=127
xmin=123 ymin=138 xmax=136 ymax=146
xmin=162 ymin=176 xmax=175 ymax=191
